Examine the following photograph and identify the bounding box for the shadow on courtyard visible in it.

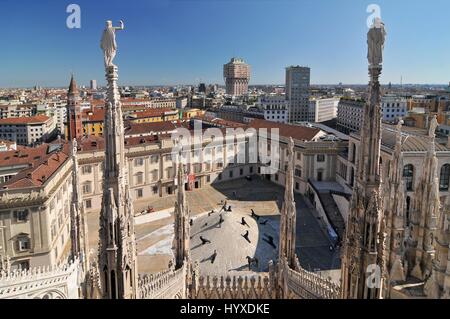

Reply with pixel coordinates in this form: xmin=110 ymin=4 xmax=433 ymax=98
xmin=190 ymin=175 xmax=342 ymax=274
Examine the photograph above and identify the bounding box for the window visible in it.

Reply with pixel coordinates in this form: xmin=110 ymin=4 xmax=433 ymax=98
xmin=240 ymin=168 xmax=244 ymax=176
xmin=166 ymin=167 xmax=174 ymax=179
xmin=297 ymin=152 xmax=301 ymax=161
xmin=51 ymin=222 xmax=57 ymax=239
xmin=317 ymin=170 xmax=323 ymax=182
xmin=152 ymin=186 xmax=158 ymax=195
xmin=275 ymin=174 xmax=278 ymax=181
xmin=317 ymin=154 xmax=325 ymax=162
xmin=82 ymin=165 xmax=92 ymax=175
xmin=17 ymin=236 xmax=31 ymax=252
xmin=295 ymin=168 xmax=302 ymax=177
xmin=403 ymin=164 xmax=414 ymax=191
xmin=218 ymin=173 xmax=222 ymax=181
xmin=82 ymin=182 xmax=92 ymax=194
xmin=134 ymin=158 xmax=144 ymax=167
xmin=206 ymin=175 xmax=211 ymax=183
xmin=135 ymin=172 xmax=144 ymax=185
xmin=85 ymin=199 xmax=92 ymax=209
xmin=439 ymin=164 xmax=450 ymax=191
xmin=229 ymin=171 xmax=233 ymax=178
xmin=151 ymin=170 xmax=158 ymax=181
xmin=136 ymin=189 xmax=143 ymax=198
xmin=295 ymin=182 xmax=299 ymax=190
xmin=150 ymin=155 xmax=159 ymax=164
xmin=249 ymin=166 xmax=253 ymax=174
xmin=14 ymin=210 xmax=29 ymax=222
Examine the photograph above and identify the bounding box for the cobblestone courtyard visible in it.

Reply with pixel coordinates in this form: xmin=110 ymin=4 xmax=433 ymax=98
xmin=86 ymin=177 xmax=341 ymax=277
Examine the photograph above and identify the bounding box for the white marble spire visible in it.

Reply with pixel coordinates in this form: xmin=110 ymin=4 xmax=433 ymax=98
xmin=173 ymin=153 xmax=190 ymax=269
xmin=341 ymin=22 xmax=386 ymax=299
xmin=278 ymin=137 xmax=297 ymax=268
xmin=410 ymin=115 xmax=440 ymax=281
xmin=98 ymin=21 xmax=138 ymax=299
xmin=70 ymin=139 xmax=89 ymax=271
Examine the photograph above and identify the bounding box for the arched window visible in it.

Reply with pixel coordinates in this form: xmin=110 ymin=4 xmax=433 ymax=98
xmin=403 ymin=164 xmax=414 ymax=191
xmin=439 ymin=164 xmax=450 ymax=191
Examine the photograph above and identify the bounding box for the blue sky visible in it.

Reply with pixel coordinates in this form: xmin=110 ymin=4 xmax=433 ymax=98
xmin=1 ymin=0 xmax=450 ymax=88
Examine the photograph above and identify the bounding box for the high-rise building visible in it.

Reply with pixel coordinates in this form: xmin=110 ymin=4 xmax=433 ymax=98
xmin=285 ymin=66 xmax=310 ymax=123
xmin=90 ymin=79 xmax=97 ymax=90
xmin=223 ymin=57 xmax=250 ymax=96
xmin=198 ymin=83 xmax=207 ymax=93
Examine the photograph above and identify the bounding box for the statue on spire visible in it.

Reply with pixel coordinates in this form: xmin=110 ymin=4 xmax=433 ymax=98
xmin=428 ymin=115 xmax=438 ymax=138
xmin=367 ymin=17 xmax=387 ymax=66
xmin=100 ymin=20 xmax=124 ymax=68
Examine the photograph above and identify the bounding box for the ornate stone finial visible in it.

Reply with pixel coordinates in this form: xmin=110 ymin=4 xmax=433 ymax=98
xmin=367 ymin=19 xmax=387 ymax=67
xmin=428 ymin=115 xmax=438 ymax=139
xmin=396 ymin=118 xmax=404 ymax=132
xmin=72 ymin=138 xmax=78 ymax=156
xmin=394 ymin=119 xmax=404 ymax=148
xmin=287 ymin=137 xmax=294 ymax=161
xmin=100 ymin=20 xmax=125 ymax=68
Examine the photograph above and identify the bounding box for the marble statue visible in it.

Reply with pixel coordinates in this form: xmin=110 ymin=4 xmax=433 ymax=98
xmin=367 ymin=18 xmax=386 ymax=66
xmin=428 ymin=115 xmax=438 ymax=138
xmin=100 ymin=20 xmax=124 ymax=67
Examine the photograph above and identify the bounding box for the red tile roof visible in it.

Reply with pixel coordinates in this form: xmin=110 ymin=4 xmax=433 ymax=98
xmin=248 ymin=119 xmax=321 ymax=141
xmin=0 ymin=144 xmax=70 ymax=189
xmin=132 ymin=108 xmax=176 ymax=119
xmin=0 ymin=115 xmax=50 ymax=125
xmin=83 ymin=108 xmax=105 ymax=122
xmin=0 ymin=144 xmax=50 ymax=167
xmin=125 ymin=121 xmax=177 ymax=136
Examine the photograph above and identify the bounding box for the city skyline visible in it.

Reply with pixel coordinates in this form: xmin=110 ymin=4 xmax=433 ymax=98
xmin=1 ymin=0 xmax=450 ymax=88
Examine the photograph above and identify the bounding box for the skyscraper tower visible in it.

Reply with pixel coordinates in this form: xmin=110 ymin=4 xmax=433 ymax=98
xmin=223 ymin=57 xmax=250 ymax=96
xmin=67 ymin=75 xmax=83 ymax=141
xmin=90 ymin=79 xmax=98 ymax=91
xmin=98 ymin=21 xmax=138 ymax=299
xmin=341 ymin=22 xmax=387 ymax=299
xmin=285 ymin=66 xmax=310 ymax=123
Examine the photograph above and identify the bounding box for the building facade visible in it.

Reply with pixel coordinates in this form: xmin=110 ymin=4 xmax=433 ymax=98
xmin=382 ymin=94 xmax=407 ymax=123
xmin=336 ymin=98 xmax=365 ymax=134
xmin=0 ymin=115 xmax=56 ymax=146
xmin=0 ymin=144 xmax=72 ymax=270
xmin=309 ymin=97 xmax=340 ymax=123
xmin=258 ymin=95 xmax=288 ymax=123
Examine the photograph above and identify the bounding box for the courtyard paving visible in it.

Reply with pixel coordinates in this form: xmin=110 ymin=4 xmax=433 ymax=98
xmin=85 ymin=177 xmax=341 ymax=276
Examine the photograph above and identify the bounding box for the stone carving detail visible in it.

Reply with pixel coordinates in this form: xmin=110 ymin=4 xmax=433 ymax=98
xmin=138 ymin=264 xmax=187 ymax=299
xmin=409 ymin=115 xmax=440 ymax=281
xmin=278 ymin=137 xmax=297 ymax=268
xmin=190 ymin=274 xmax=275 ymax=299
xmin=0 ymin=257 xmax=82 ymax=299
